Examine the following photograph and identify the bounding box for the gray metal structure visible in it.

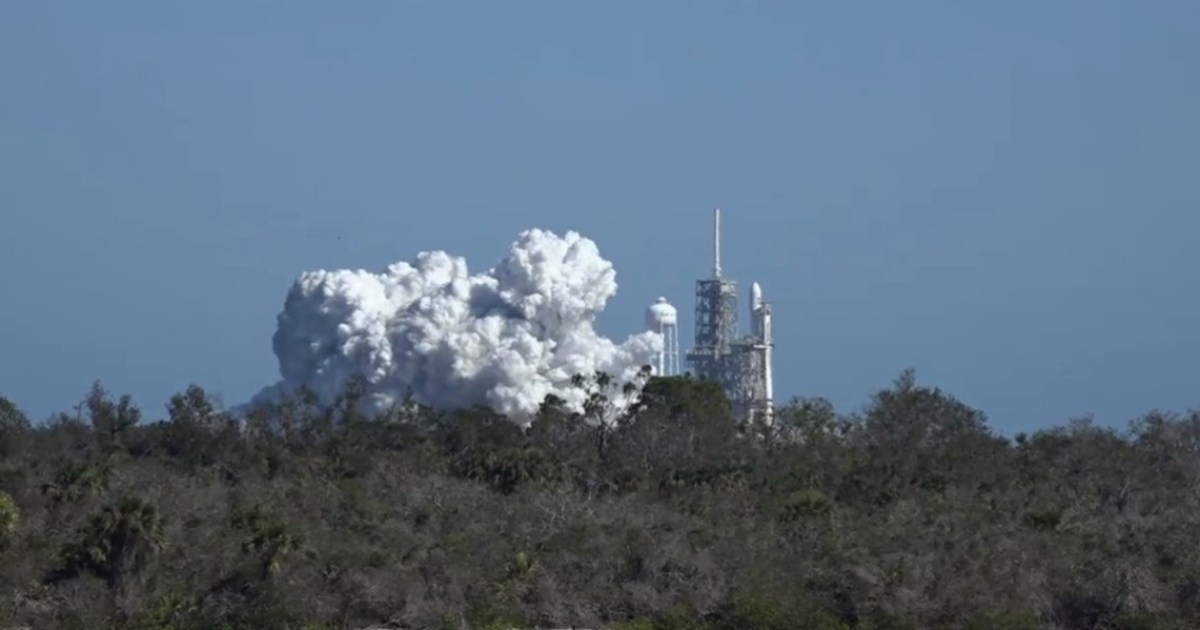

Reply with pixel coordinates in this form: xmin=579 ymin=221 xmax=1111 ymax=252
xmin=685 ymin=209 xmax=775 ymax=423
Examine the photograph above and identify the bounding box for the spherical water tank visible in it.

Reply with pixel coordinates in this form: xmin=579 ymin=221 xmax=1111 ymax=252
xmin=645 ymin=297 xmax=677 ymax=329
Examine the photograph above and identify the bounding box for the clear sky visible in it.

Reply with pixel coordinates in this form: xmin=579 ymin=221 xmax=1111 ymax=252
xmin=2 ymin=2 xmax=1197 ymax=434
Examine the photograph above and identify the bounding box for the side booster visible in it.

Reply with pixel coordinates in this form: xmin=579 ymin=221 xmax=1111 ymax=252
xmin=750 ymin=281 xmax=774 ymax=422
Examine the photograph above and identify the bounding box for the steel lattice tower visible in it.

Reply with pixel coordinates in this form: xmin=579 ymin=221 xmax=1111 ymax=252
xmin=685 ymin=208 xmax=775 ymax=424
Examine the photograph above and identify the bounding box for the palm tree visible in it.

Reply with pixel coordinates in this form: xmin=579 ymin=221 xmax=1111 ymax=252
xmin=233 ymin=506 xmax=302 ymax=580
xmin=59 ymin=497 xmax=165 ymax=591
xmin=41 ymin=461 xmax=109 ymax=504
xmin=243 ymin=521 xmax=302 ymax=580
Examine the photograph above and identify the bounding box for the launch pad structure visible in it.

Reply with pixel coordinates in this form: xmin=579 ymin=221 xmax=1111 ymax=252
xmin=684 ymin=208 xmax=775 ymax=424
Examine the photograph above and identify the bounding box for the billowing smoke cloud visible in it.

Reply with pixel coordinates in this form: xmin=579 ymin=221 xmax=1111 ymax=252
xmin=250 ymin=229 xmax=663 ymax=423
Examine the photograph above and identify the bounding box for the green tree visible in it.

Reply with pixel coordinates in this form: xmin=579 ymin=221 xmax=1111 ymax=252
xmin=85 ymin=381 xmax=142 ymax=451
xmin=613 ymin=375 xmax=742 ymax=492
xmin=0 ymin=395 xmax=31 ymax=457
xmin=852 ymin=368 xmax=1007 ymax=501
xmin=154 ymin=383 xmax=239 ymax=467
xmin=0 ymin=490 xmax=18 ymax=539
xmin=775 ymin=396 xmax=842 ymax=443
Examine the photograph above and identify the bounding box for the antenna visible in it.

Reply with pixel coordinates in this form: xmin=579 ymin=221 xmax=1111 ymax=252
xmin=713 ymin=207 xmax=722 ymax=278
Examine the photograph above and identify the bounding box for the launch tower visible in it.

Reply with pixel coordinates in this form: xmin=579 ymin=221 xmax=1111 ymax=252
xmin=685 ymin=209 xmax=774 ymax=423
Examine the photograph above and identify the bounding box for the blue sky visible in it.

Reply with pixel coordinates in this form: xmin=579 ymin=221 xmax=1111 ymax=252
xmin=2 ymin=2 xmax=1197 ymax=434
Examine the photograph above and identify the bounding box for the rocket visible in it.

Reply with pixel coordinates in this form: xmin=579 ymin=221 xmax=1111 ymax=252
xmin=750 ymin=281 xmax=774 ymax=421
xmin=750 ymin=281 xmax=770 ymax=344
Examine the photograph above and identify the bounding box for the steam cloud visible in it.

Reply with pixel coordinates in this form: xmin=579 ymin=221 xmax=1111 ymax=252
xmin=251 ymin=229 xmax=663 ymax=423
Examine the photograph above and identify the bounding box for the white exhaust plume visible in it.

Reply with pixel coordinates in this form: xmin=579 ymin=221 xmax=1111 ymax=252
xmin=250 ymin=229 xmax=663 ymax=424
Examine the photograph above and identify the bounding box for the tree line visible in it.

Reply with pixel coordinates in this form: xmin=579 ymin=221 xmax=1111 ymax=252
xmin=1 ymin=369 xmax=1199 ymax=629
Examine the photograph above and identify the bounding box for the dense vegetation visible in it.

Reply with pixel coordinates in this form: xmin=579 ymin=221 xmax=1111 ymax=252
xmin=1 ymin=369 xmax=1198 ymax=629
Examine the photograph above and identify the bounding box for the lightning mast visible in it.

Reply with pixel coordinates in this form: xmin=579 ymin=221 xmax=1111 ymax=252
xmin=714 ymin=207 xmax=722 ymax=278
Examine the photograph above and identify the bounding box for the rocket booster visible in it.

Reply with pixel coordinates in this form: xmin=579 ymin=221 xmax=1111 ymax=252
xmin=750 ymin=281 xmax=770 ymax=344
xmin=750 ymin=281 xmax=773 ymax=422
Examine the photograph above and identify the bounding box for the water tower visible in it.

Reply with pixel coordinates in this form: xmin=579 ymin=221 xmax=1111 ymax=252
xmin=645 ymin=297 xmax=680 ymax=376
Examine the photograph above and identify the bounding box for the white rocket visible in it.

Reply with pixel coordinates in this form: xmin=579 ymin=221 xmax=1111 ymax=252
xmin=750 ymin=281 xmax=774 ymax=422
